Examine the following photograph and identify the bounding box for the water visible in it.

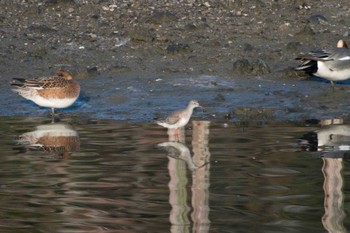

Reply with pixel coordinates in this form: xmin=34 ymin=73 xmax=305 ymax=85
xmin=0 ymin=116 xmax=349 ymax=233
xmin=5 ymin=73 xmax=347 ymax=122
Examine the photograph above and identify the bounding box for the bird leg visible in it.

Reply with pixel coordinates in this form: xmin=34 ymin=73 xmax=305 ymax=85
xmin=50 ymin=108 xmax=60 ymax=123
xmin=331 ymin=81 xmax=335 ymax=92
xmin=167 ymin=128 xmax=183 ymax=142
xmin=172 ymin=129 xmax=178 ymax=141
xmin=50 ymin=108 xmax=55 ymax=123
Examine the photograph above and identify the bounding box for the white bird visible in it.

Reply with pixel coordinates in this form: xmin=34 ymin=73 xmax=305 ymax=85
xmin=295 ymin=40 xmax=350 ymax=89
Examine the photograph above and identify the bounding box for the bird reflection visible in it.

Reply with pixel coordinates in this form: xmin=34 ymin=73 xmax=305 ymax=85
xmin=158 ymin=120 xmax=211 ymax=233
xmin=16 ymin=123 xmax=80 ymax=159
xmin=300 ymin=123 xmax=350 ymax=157
xmin=158 ymin=141 xmax=197 ymax=171
xmin=300 ymin=119 xmax=346 ymax=233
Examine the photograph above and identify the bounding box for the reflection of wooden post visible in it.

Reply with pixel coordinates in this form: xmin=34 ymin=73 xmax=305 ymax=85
xmin=322 ymin=158 xmax=346 ymax=233
xmin=168 ymin=128 xmax=190 ymax=233
xmin=191 ymin=121 xmax=210 ymax=233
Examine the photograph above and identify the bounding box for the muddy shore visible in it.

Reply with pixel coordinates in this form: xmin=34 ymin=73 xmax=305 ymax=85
xmin=1 ymin=0 xmax=350 ymax=122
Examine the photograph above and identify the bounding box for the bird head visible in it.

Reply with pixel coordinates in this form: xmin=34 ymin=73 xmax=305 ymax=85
xmin=56 ymin=70 xmax=73 ymax=80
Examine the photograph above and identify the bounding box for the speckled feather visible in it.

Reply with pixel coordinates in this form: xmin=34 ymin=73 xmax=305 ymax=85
xmin=12 ymin=71 xmax=80 ymax=99
xmin=11 ymin=71 xmax=81 ymax=112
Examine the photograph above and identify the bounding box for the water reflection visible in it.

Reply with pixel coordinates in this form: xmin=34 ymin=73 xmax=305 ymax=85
xmin=301 ymin=119 xmax=347 ymax=232
xmin=165 ymin=127 xmax=186 ymax=143
xmin=16 ymin=122 xmax=80 ymax=159
xmin=322 ymin=157 xmax=345 ymax=233
xmin=2 ymin=117 xmax=350 ymax=232
xmin=157 ymin=141 xmax=197 ymax=171
xmin=158 ymin=121 xmax=211 ymax=232
xmin=301 ymin=119 xmax=350 ymax=156
xmin=191 ymin=121 xmax=211 ymax=233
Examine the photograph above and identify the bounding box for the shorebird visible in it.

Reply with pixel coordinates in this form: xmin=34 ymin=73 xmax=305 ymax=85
xmin=295 ymin=39 xmax=350 ymax=89
xmin=11 ymin=71 xmax=80 ymax=117
xmin=156 ymin=100 xmax=201 ymax=130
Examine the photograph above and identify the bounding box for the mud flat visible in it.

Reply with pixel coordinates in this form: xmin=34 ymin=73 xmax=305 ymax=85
xmin=1 ymin=1 xmax=350 ymax=121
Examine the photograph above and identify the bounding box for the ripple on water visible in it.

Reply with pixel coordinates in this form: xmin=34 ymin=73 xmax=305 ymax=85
xmin=0 ymin=117 xmax=348 ymax=232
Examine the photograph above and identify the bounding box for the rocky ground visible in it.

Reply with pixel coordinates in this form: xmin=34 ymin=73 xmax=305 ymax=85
xmin=1 ymin=0 xmax=350 ymax=122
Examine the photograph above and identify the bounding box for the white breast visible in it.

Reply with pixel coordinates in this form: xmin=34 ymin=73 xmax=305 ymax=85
xmin=316 ymin=61 xmax=350 ymax=81
xmin=30 ymin=96 xmax=78 ymax=108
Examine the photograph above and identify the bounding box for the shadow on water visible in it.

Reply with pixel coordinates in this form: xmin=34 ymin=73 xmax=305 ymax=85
xmin=0 ymin=116 xmax=349 ymax=232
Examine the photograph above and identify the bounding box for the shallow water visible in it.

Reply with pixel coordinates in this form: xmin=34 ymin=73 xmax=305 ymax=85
xmin=0 ymin=117 xmax=350 ymax=233
xmin=4 ymin=73 xmax=350 ymax=122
